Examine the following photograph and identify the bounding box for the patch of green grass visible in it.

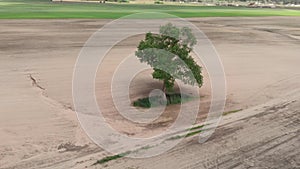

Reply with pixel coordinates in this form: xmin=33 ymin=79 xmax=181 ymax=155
xmin=185 ymin=129 xmax=202 ymax=137
xmin=0 ymin=0 xmax=299 ymax=19
xmin=93 ymin=145 xmax=155 ymax=165
xmin=93 ymin=151 xmax=131 ymax=165
xmin=133 ymin=93 xmax=193 ymax=108
xmin=93 ymin=124 xmax=204 ymax=165
xmin=187 ymin=124 xmax=205 ymax=131
xmin=223 ymin=109 xmax=243 ymax=116
xmin=167 ymin=135 xmax=182 ymax=140
xmin=167 ymin=129 xmax=203 ymax=140
xmin=139 ymin=145 xmax=152 ymax=150
xmin=167 ymin=124 xmax=205 ymax=140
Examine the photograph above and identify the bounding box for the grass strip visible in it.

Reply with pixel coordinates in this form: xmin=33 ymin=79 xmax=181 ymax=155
xmin=223 ymin=109 xmax=243 ymax=116
xmin=1 ymin=1 xmax=300 ymax=19
xmin=167 ymin=129 xmax=203 ymax=140
xmin=93 ymin=151 xmax=131 ymax=165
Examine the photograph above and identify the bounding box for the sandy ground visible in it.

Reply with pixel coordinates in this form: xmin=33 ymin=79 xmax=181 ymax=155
xmin=0 ymin=17 xmax=299 ymax=169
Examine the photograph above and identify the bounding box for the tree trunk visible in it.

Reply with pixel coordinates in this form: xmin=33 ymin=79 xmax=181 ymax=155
xmin=162 ymin=82 xmax=168 ymax=103
xmin=162 ymin=81 xmax=166 ymax=94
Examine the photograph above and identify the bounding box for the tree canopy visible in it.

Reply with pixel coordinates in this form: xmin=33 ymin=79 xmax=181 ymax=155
xmin=135 ymin=23 xmax=203 ymax=93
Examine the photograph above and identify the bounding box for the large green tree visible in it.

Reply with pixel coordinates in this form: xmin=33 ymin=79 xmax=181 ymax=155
xmin=136 ymin=23 xmax=203 ymax=94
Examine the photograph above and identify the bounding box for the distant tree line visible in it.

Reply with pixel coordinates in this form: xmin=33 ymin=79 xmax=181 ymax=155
xmin=163 ymin=0 xmax=300 ymax=4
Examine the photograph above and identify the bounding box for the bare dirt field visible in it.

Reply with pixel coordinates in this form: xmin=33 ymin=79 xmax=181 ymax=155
xmin=0 ymin=17 xmax=299 ymax=169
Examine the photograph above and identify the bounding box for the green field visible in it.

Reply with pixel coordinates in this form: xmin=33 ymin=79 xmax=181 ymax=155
xmin=0 ymin=0 xmax=300 ymax=19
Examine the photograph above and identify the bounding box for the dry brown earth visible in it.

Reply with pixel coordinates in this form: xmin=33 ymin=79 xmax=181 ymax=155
xmin=0 ymin=17 xmax=299 ymax=169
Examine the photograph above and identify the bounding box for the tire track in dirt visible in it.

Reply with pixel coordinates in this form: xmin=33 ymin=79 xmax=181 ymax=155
xmin=99 ymin=90 xmax=300 ymax=169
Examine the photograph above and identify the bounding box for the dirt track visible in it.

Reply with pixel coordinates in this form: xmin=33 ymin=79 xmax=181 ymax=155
xmin=0 ymin=17 xmax=299 ymax=169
